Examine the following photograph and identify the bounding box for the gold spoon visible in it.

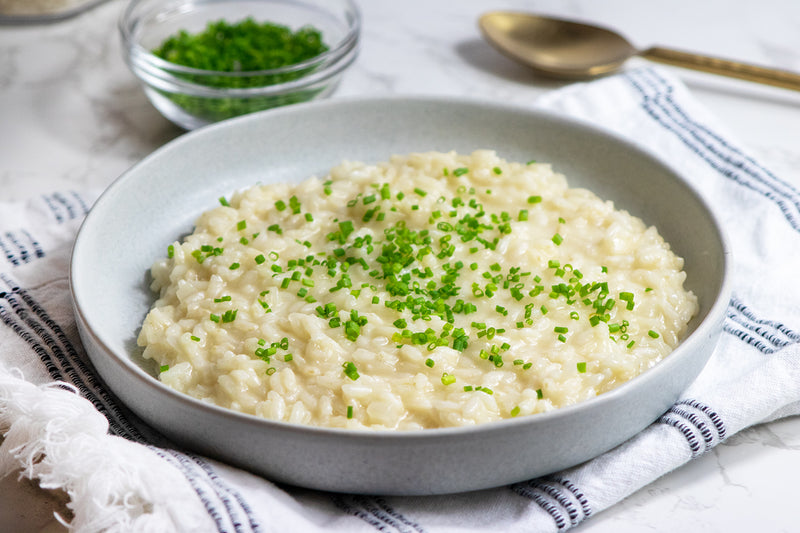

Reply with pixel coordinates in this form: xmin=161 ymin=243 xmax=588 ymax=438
xmin=479 ymin=12 xmax=800 ymax=91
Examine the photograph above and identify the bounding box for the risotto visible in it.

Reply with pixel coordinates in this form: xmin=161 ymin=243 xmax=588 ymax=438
xmin=137 ymin=150 xmax=698 ymax=430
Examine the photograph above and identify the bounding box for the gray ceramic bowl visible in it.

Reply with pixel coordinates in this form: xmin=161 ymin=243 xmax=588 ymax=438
xmin=70 ymin=97 xmax=731 ymax=495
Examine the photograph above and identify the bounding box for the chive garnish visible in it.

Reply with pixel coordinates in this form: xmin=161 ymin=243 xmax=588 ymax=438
xmin=181 ymin=158 xmax=666 ymax=403
xmin=343 ymin=361 xmax=360 ymax=380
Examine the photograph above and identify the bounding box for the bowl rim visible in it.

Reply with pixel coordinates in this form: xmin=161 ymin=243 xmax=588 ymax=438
xmin=119 ymin=0 xmax=361 ymax=95
xmin=70 ymin=94 xmax=733 ymax=443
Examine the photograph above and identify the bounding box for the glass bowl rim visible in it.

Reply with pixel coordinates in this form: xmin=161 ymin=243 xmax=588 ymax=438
xmin=119 ymin=0 xmax=362 ymax=80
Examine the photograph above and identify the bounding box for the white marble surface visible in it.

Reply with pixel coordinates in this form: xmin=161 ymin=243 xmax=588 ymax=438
xmin=2 ymin=0 xmax=800 ymax=531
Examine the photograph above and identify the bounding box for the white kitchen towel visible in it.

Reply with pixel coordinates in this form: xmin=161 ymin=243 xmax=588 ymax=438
xmin=2 ymin=66 xmax=800 ymax=532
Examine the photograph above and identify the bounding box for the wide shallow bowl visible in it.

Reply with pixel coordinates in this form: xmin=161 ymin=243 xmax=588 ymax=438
xmin=120 ymin=0 xmax=360 ymax=130
xmin=71 ymin=97 xmax=730 ymax=495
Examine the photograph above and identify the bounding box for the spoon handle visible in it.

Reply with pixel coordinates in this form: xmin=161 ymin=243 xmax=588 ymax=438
xmin=641 ymin=46 xmax=800 ymax=92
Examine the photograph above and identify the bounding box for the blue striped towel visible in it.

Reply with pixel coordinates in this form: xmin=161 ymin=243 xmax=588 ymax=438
xmin=2 ymin=66 xmax=799 ymax=532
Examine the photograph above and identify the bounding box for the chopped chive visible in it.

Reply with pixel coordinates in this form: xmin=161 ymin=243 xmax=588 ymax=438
xmin=441 ymin=373 xmax=456 ymax=385
xmin=452 ymin=335 xmax=469 ymax=352
xmin=343 ymin=361 xmax=360 ymax=380
xmin=577 ymin=361 xmax=587 ymax=373
xmin=289 ymin=195 xmax=301 ymax=214
xmin=347 ymin=405 xmax=353 ymax=419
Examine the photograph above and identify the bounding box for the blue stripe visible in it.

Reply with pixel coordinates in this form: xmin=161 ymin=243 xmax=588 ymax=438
xmin=332 ymin=495 xmax=426 ymax=533
xmin=1 ymin=275 xmax=146 ymax=442
xmin=0 ymin=230 xmax=47 ymax=267
xmin=725 ymin=296 xmax=800 ymax=354
xmin=21 ymin=230 xmax=45 ymax=260
xmin=511 ymin=476 xmax=591 ymax=531
xmin=657 ymin=399 xmax=725 ymax=457
xmin=0 ymin=235 xmax=20 ymax=266
xmin=639 ymin=69 xmax=800 ymax=202
xmin=40 ymin=194 xmax=65 ymax=224
xmin=625 ymin=68 xmax=800 ymax=232
xmin=69 ymin=190 xmax=92 ymax=216
xmin=372 ymin=498 xmax=426 ymax=533
xmin=191 ymin=454 xmax=263 ymax=533
xmin=332 ymin=495 xmax=389 ymax=531
xmin=511 ymin=482 xmax=569 ymax=531
xmin=0 ymin=276 xmax=260 ymax=533
xmin=724 ymin=297 xmax=800 ymax=354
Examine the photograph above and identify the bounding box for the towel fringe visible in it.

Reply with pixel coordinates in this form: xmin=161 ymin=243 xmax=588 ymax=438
xmin=0 ymin=369 xmax=212 ymax=533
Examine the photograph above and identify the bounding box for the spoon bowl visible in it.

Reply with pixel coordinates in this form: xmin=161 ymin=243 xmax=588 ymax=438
xmin=479 ymin=12 xmax=635 ymax=79
xmin=479 ymin=11 xmax=800 ymax=91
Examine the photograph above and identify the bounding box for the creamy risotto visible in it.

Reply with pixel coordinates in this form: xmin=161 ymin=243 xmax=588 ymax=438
xmin=138 ymin=151 xmax=697 ymax=430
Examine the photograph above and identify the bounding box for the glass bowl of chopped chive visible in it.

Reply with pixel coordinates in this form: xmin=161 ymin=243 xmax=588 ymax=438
xmin=120 ymin=0 xmax=360 ymax=130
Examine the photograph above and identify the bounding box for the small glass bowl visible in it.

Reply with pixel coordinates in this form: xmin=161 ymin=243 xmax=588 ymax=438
xmin=120 ymin=0 xmax=360 ymax=130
